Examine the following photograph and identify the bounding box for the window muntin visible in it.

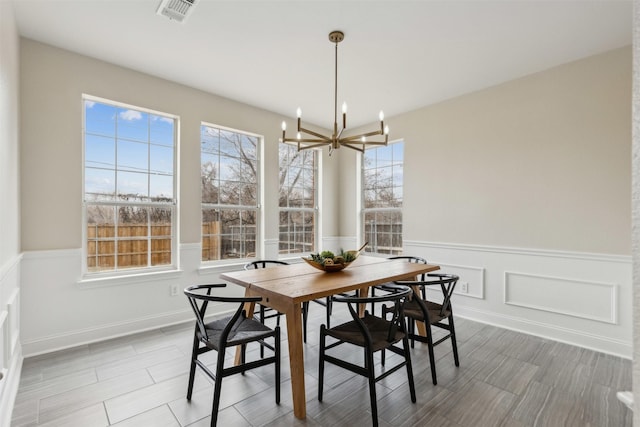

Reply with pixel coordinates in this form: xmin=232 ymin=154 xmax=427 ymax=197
xmin=279 ymin=144 xmax=316 ymax=255
xmin=201 ymin=124 xmax=260 ymax=261
xmin=362 ymin=141 xmax=404 ymax=255
xmin=83 ymin=96 xmax=177 ymax=273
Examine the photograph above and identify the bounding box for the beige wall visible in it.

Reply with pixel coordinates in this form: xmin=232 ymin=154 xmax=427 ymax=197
xmin=379 ymin=47 xmax=631 ymax=255
xmin=19 ymin=39 xmax=339 ymax=251
xmin=0 ymin=0 xmax=20 ymax=262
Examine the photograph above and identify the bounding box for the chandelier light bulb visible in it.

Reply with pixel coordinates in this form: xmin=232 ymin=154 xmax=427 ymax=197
xmin=281 ymin=121 xmax=287 ymax=131
xmin=361 ymin=136 xmax=367 ymax=143
xmin=342 ymin=102 xmax=348 ymax=114
xmin=297 ymin=107 xmax=302 ymax=118
xmin=384 ymin=125 xmax=390 ymax=135
xmin=297 ymin=132 xmax=301 ymax=140
xmin=379 ymin=111 xmax=384 ymax=121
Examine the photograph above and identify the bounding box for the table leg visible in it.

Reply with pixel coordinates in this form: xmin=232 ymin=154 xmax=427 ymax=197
xmin=357 ymin=287 xmax=369 ymax=317
xmin=285 ymin=302 xmax=306 ymax=419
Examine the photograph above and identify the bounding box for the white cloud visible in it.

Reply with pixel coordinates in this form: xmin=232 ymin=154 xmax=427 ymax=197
xmin=119 ymin=110 xmax=143 ymax=121
xmin=85 ymin=100 xmax=95 ymax=108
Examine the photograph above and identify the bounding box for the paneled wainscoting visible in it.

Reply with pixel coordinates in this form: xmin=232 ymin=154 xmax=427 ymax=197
xmin=0 ymin=254 xmax=22 ymax=427
xmin=404 ymin=240 xmax=632 ymax=358
xmin=11 ymin=300 xmax=632 ymax=426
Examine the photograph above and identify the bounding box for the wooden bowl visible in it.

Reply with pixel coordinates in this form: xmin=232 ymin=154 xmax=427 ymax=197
xmin=302 ymin=257 xmax=352 ymax=272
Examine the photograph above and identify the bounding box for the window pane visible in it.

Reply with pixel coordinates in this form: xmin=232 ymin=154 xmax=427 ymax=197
xmin=117 ymin=139 xmax=148 ymax=173
xmin=117 ymin=170 xmax=148 ymax=200
xmin=151 ymin=207 xmax=172 ymax=266
xmin=117 ymin=108 xmax=148 ymax=142
xmin=150 ymin=144 xmax=174 ymax=175
xmin=85 ymin=101 xmax=116 ymax=137
xmin=150 ymin=115 xmax=174 ymax=146
xmin=150 ymin=174 xmax=173 ymax=200
xmin=85 ymin=134 xmax=115 ymax=169
xmin=85 ymin=167 xmax=115 ymax=201
xmin=86 ymin=204 xmax=115 ymax=272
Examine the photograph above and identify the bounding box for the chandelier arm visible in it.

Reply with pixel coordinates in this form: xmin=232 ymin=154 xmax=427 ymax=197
xmin=342 ymin=140 xmax=388 ymax=147
xmin=298 ymin=126 xmax=332 ymax=142
xmin=299 ymin=142 xmax=333 ymax=150
xmin=339 ymin=143 xmax=365 ymax=153
xmin=339 ymin=130 xmax=384 ymax=142
xmin=293 ymin=138 xmax=329 ymax=143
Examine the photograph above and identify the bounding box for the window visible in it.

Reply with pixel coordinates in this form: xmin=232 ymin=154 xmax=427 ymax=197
xmin=201 ymin=123 xmax=260 ymax=261
xmin=279 ymin=144 xmax=316 ymax=254
xmin=83 ymin=96 xmax=177 ymax=273
xmin=362 ymin=141 xmax=404 ymax=255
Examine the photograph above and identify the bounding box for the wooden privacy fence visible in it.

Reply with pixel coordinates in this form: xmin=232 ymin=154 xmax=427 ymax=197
xmin=201 ymin=221 xmax=221 ymax=261
xmin=87 ymin=223 xmax=172 ymax=270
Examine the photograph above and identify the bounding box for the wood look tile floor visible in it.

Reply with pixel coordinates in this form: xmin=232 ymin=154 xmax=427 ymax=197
xmin=11 ymin=302 xmax=632 ymax=427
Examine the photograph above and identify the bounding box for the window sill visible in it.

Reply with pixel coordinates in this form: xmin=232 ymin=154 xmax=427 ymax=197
xmin=77 ymin=268 xmax=183 ymax=289
xmin=197 ymin=261 xmax=248 ymax=276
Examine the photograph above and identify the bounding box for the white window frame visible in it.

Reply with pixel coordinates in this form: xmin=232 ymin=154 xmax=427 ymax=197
xmin=278 ymin=143 xmax=319 ymax=257
xmin=200 ymin=122 xmax=263 ymax=266
xmin=81 ymin=94 xmax=179 ymax=278
xmin=361 ymin=140 xmax=404 ymax=255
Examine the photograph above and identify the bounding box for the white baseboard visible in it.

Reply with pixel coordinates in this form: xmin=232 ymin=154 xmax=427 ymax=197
xmin=455 ymin=306 xmax=631 ymax=359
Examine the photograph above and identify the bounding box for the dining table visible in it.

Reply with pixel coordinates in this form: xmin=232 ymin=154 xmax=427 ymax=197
xmin=220 ymin=255 xmax=440 ymax=419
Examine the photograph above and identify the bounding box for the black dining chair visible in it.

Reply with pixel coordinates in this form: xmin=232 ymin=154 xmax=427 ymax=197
xmin=318 ymin=285 xmax=416 ymax=427
xmin=387 ymin=273 xmax=460 ymax=385
xmin=370 ymin=255 xmax=429 ymax=315
xmin=184 ymin=283 xmax=280 ymax=427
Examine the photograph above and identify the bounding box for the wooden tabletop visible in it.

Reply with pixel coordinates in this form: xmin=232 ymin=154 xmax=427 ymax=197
xmin=221 ymin=255 xmax=440 ymax=305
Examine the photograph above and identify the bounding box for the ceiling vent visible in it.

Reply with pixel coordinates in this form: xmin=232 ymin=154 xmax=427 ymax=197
xmin=156 ymin=0 xmax=197 ymax=23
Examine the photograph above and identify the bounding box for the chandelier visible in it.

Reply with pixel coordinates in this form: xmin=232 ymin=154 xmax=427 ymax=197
xmin=280 ymin=31 xmax=389 ymax=154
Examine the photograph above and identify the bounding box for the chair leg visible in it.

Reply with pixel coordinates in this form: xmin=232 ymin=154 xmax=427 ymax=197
xmin=318 ymin=325 xmax=326 ymax=402
xmin=303 ymin=302 xmax=309 ymax=343
xmin=275 ymin=327 xmax=281 ymax=404
xmin=370 ymin=286 xmax=376 ymax=315
xmin=449 ymin=315 xmax=460 ymax=367
xmin=366 ymin=349 xmax=379 ymax=427
xmin=187 ymin=333 xmax=199 ymax=400
xmin=425 ymin=324 xmax=437 ymax=385
xmin=410 ymin=320 xmax=415 ymax=348
xmin=260 ymin=306 xmax=266 ymax=358
xmin=241 ymin=343 xmax=247 ymax=374
xmin=402 ymin=337 xmax=417 ymax=403
xmin=211 ymin=350 xmax=226 ymax=427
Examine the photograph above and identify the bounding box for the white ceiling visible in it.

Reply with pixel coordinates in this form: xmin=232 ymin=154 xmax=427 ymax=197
xmin=11 ymin=0 xmax=632 ymax=128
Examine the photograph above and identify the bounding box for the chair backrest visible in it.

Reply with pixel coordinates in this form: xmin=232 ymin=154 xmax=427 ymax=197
xmin=389 ymin=256 xmax=428 ymax=281
xmin=244 ymin=260 xmax=289 ymax=270
xmin=332 ymin=286 xmax=413 ymax=346
xmin=411 ymin=274 xmax=459 ymax=318
xmin=184 ymin=283 xmax=262 ymax=345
